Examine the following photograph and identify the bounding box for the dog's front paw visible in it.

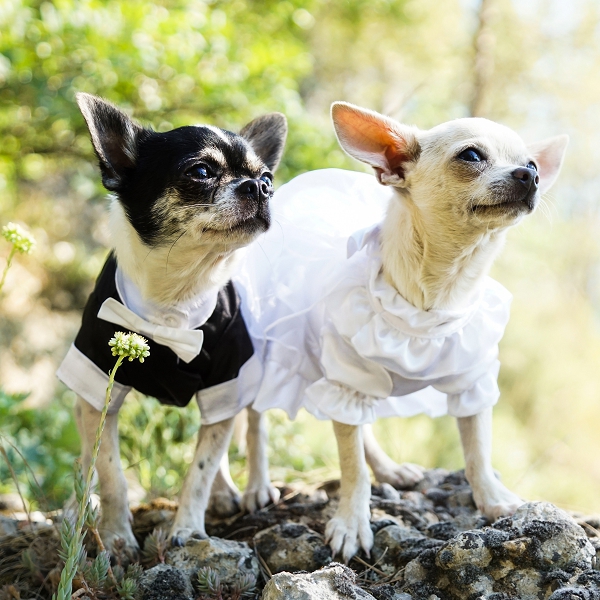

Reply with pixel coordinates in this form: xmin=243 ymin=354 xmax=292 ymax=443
xmin=472 ymin=477 xmax=524 ymax=521
xmin=241 ymin=484 xmax=280 ymax=513
xmin=325 ymin=510 xmax=373 ymax=564
xmin=372 ymin=461 xmax=425 ymax=489
xmin=169 ymin=525 xmax=207 ymax=548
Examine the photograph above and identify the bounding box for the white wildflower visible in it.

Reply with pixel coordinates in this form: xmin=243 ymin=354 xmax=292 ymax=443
xmin=108 ymin=331 xmax=150 ymax=362
xmin=2 ymin=222 xmax=36 ymax=254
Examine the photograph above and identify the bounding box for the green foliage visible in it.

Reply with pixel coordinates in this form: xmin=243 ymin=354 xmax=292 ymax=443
xmin=197 ymin=566 xmax=255 ymax=599
xmin=118 ymin=393 xmax=201 ymax=498
xmin=113 ymin=562 xmax=143 ymax=600
xmin=0 ymin=0 xmax=352 ymax=316
xmin=116 ymin=576 xmax=138 ymax=600
xmin=0 ymin=0 xmax=344 ymax=203
xmin=82 ymin=551 xmax=110 ymax=590
xmin=197 ymin=566 xmax=222 ymax=596
xmin=232 ymin=572 xmax=257 ymax=597
xmin=0 ymin=389 xmax=79 ymax=508
xmin=141 ymin=527 xmax=169 ymax=568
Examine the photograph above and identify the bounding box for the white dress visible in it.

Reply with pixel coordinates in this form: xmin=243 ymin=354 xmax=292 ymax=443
xmin=236 ymin=169 xmax=512 ymax=425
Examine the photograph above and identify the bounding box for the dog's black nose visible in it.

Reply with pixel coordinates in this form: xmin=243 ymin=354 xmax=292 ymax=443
xmin=512 ymin=166 xmax=539 ymax=189
xmin=237 ymin=178 xmax=270 ymax=202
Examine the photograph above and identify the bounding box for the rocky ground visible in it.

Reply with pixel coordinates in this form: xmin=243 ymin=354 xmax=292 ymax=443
xmin=2 ymin=469 xmax=600 ymax=599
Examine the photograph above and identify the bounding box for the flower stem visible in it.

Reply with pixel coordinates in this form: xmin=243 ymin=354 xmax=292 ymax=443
xmin=81 ymin=355 xmax=124 ymax=530
xmin=54 ymin=355 xmax=125 ymax=600
xmin=0 ymin=246 xmax=16 ymax=296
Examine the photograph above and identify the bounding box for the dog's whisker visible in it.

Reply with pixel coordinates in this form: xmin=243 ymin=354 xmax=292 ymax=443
xmin=165 ymin=230 xmax=187 ymax=274
xmin=141 ymin=243 xmax=162 ymax=266
xmin=537 ymin=197 xmax=553 ymax=224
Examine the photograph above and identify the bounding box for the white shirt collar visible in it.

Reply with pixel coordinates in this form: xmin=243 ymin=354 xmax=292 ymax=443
xmin=347 ymin=225 xmax=498 ymax=339
xmin=115 ymin=266 xmax=219 ymax=330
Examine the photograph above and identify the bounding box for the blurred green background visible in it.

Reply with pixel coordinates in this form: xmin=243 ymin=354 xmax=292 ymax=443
xmin=2 ymin=0 xmax=600 ymax=514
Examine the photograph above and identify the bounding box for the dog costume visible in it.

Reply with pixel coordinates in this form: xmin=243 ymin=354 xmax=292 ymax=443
xmin=236 ymin=169 xmax=512 ymax=423
xmin=57 ymin=255 xmax=259 ymax=423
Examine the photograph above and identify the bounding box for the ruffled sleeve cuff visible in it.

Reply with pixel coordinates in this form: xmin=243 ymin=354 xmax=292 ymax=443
xmin=304 ymin=378 xmax=380 ymax=425
xmin=445 ymin=360 xmax=501 ymax=418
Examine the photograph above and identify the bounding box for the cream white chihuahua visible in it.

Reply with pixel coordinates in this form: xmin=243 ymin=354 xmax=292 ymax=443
xmin=327 ymin=103 xmax=568 ymax=560
xmin=236 ymin=101 xmax=568 ymax=563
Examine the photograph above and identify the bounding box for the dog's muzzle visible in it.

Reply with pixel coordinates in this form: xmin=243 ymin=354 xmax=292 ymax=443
xmin=512 ymin=166 xmax=539 ymax=210
xmin=237 ymin=178 xmax=271 ymax=203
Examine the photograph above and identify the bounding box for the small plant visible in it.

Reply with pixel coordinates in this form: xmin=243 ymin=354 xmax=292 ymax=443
xmin=53 ymin=332 xmax=150 ymax=600
xmin=197 ymin=566 xmax=257 ymax=600
xmin=114 ymin=563 xmax=143 ymax=600
xmin=141 ymin=527 xmax=170 ymax=567
xmin=0 ymin=222 xmax=35 ymax=295
xmin=231 ymin=571 xmax=257 ymax=600
xmin=197 ymin=567 xmax=223 ymax=599
xmin=81 ymin=550 xmax=110 ymax=589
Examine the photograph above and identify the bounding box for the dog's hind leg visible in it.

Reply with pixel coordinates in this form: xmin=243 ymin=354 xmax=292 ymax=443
xmin=170 ymin=416 xmax=235 ymax=546
xmin=241 ymin=408 xmax=280 ymax=512
xmin=457 ymin=407 xmax=523 ymax=521
xmin=325 ymin=421 xmax=373 ymax=562
xmin=207 ymin=452 xmax=242 ymax=517
xmin=76 ymin=396 xmax=139 ymax=560
xmin=363 ymin=424 xmax=424 ymax=489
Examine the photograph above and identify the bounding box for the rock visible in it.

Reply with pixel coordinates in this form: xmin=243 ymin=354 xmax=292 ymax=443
xmin=378 ymin=484 xmax=401 ymax=503
xmin=403 ymin=558 xmax=428 ymax=584
xmin=401 ymin=502 xmax=597 ymax=600
xmin=548 ymin=588 xmax=598 ymax=600
xmin=0 ymin=515 xmax=18 ymax=537
xmin=138 ymin=564 xmax=194 ymax=600
xmin=166 ymin=536 xmax=259 ymax=586
xmin=436 ymin=531 xmax=492 ymax=569
xmin=5 ymin=469 xmax=600 ymax=600
xmin=445 ymin=489 xmax=475 ymax=510
xmin=500 ymin=567 xmax=543 ymax=599
xmin=372 ymin=524 xmax=442 ymax=574
xmin=400 ymin=491 xmax=421 ymax=504
xmin=506 ymin=502 xmax=595 ymax=570
xmin=255 ymin=522 xmax=331 ymax=574
xmin=261 ymin=563 xmax=376 ymax=599
xmin=368 ymin=584 xmax=413 ymax=600
xmin=132 ymin=498 xmax=176 ymax=539
xmin=415 ymin=469 xmax=450 ymax=493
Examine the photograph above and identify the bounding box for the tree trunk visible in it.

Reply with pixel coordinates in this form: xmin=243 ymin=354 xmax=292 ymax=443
xmin=470 ymin=0 xmax=497 ymax=118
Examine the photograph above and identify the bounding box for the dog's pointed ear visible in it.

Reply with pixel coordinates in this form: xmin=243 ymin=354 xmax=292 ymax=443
xmin=240 ymin=113 xmax=288 ymax=172
xmin=527 ymin=135 xmax=569 ymax=195
xmin=331 ymin=102 xmax=420 ymax=186
xmin=76 ymin=93 xmax=144 ymax=191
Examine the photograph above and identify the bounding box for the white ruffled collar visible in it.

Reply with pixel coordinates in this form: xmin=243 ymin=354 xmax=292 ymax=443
xmin=348 ymin=225 xmax=490 ymax=339
xmin=368 ymin=270 xmax=484 ymax=339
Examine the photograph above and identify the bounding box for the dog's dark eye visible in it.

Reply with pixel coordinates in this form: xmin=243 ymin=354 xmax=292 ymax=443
xmin=527 ymin=161 xmax=537 ymax=171
xmin=458 ymin=148 xmax=484 ymax=162
xmin=260 ymin=173 xmax=273 ymax=187
xmin=185 ymin=164 xmax=212 ymax=180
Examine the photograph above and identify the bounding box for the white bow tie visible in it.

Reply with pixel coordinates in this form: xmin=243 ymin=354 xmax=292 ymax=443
xmin=97 ymin=298 xmax=204 ymax=363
